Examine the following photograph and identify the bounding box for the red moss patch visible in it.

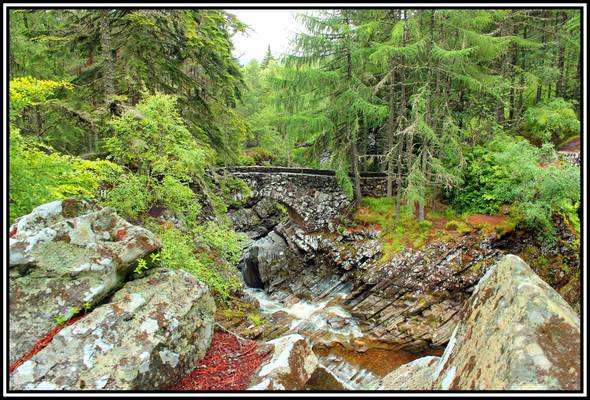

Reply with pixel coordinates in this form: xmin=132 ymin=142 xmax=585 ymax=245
xmin=174 ymin=332 xmax=264 ymax=391
xmin=466 ymin=214 xmax=507 ymax=226
xmin=9 ymin=226 xmax=17 ymax=238
xmin=9 ymin=315 xmax=84 ymax=374
xmin=115 ymin=227 xmax=126 ymax=241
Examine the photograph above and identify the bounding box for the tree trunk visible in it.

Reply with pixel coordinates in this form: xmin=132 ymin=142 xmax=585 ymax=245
xmin=351 ymin=138 xmax=363 ymax=204
xmin=395 ymin=56 xmax=407 ymax=219
xmin=417 ymin=149 xmax=427 ymax=222
xmin=99 ymin=9 xmax=115 ymax=104
xmin=555 ymin=13 xmax=567 ymax=98
xmin=386 ymin=65 xmax=396 ymax=198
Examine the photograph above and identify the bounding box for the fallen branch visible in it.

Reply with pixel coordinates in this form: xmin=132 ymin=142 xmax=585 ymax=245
xmin=214 ymin=322 xmax=246 ymax=351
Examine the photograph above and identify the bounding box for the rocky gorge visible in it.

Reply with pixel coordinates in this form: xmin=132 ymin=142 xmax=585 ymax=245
xmin=225 ymin=181 xmax=582 ymax=391
xmin=7 ymin=189 xmax=582 ymax=391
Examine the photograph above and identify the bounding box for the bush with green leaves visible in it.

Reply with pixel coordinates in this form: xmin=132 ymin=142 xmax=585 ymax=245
xmin=217 ymin=173 xmax=253 ymax=208
xmin=103 ymin=93 xmax=212 ymax=227
xmin=151 ymin=224 xmax=243 ymax=299
xmin=521 ymin=98 xmax=580 ymax=144
xmin=450 ymin=135 xmax=580 ymax=241
xmin=9 ymin=77 xmax=120 ymax=223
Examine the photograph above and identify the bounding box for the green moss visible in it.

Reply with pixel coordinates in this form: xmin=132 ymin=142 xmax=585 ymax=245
xmin=247 ymin=313 xmax=265 ymax=327
xmin=469 ymin=260 xmax=485 ymax=273
xmin=355 ymin=197 xmax=470 ymax=262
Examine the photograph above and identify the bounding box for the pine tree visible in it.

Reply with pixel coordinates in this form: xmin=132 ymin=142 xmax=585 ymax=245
xmin=261 ymin=45 xmax=275 ymax=69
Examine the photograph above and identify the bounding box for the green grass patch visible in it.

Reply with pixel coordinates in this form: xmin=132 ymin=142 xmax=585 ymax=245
xmin=354 ymin=197 xmax=470 ymax=262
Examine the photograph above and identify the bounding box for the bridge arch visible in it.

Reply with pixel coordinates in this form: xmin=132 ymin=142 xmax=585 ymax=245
xmin=221 ymin=166 xmax=388 ymax=232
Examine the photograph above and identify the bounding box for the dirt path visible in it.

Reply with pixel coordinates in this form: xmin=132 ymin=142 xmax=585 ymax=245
xmin=558 ymin=136 xmax=580 ymax=152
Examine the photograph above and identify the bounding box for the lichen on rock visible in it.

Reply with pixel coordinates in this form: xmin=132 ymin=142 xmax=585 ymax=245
xmin=8 ymin=199 xmax=160 ymax=365
xmin=10 ymin=268 xmax=215 ymax=390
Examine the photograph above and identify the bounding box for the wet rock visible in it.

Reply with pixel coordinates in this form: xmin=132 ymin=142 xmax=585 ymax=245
xmin=239 ymin=230 xmax=305 ymax=292
xmin=8 ymin=199 xmax=160 ymax=364
xmin=382 ymin=355 xmax=440 ymax=390
xmin=304 ymin=365 xmax=352 ymax=390
xmin=388 ymin=255 xmax=580 ymax=391
xmin=10 ymin=268 xmax=215 ymax=390
xmin=229 ymin=197 xmax=285 ymax=240
xmin=248 ymin=334 xmax=319 ymax=390
xmin=348 ymin=234 xmax=501 ymax=348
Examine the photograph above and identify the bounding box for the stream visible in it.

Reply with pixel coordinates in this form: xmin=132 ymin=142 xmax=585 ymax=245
xmin=245 ymin=287 xmax=444 ymax=390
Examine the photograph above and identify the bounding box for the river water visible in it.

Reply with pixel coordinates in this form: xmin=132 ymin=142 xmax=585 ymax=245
xmin=245 ymin=288 xmax=443 ymax=390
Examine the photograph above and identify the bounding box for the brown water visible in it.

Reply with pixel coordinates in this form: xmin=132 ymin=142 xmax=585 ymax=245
xmin=246 ymin=288 xmax=446 ymax=390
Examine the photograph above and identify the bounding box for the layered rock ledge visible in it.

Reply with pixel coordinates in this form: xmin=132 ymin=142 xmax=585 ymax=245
xmin=383 ymin=255 xmax=581 ymax=390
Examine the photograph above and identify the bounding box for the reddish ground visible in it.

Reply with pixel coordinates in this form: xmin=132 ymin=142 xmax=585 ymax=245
xmin=466 ymin=214 xmax=507 ymax=226
xmin=174 ymin=332 xmax=265 ymax=391
xmin=558 ymin=136 xmax=581 ymax=152
xmin=9 ymin=315 xmax=84 ymax=374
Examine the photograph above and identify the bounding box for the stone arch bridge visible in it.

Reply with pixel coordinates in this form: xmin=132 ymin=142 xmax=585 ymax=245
xmin=219 ymin=166 xmax=387 ymax=232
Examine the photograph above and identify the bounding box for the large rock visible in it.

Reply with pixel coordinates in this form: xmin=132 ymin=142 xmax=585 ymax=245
xmin=239 ymin=230 xmax=304 ymax=291
xmin=382 ymin=356 xmax=440 ymax=391
xmin=383 ymin=255 xmax=581 ymax=390
xmin=9 ymin=199 xmax=160 ymax=364
xmin=10 ymin=268 xmax=215 ymax=390
xmin=248 ymin=334 xmax=319 ymax=390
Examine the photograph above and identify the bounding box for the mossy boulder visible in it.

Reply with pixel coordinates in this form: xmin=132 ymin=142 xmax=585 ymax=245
xmin=9 ymin=199 xmax=160 ymax=365
xmin=383 ymin=255 xmax=580 ymax=390
xmin=10 ymin=268 xmax=215 ymax=390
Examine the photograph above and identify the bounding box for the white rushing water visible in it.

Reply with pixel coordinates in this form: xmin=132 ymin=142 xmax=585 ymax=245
xmin=245 ymin=288 xmax=382 ymax=389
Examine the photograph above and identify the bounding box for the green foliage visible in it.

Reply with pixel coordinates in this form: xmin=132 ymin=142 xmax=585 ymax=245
xmin=53 ymin=314 xmax=69 ymax=326
xmin=247 ymin=313 xmax=265 ymax=327
xmin=450 ymin=135 xmax=580 ymax=241
xmin=154 ymin=225 xmax=243 ymax=299
xmin=193 ymin=221 xmax=248 ymax=268
xmin=522 ymin=98 xmax=580 ymax=144
xmin=133 ymin=258 xmax=148 ymax=274
xmin=9 ymin=77 xmax=120 ymax=223
xmin=9 ymin=76 xmax=72 ymax=120
xmin=103 ymin=93 xmax=209 ymax=226
xmin=217 ymin=174 xmax=253 ymax=207
xmin=103 ymin=173 xmax=150 ymax=220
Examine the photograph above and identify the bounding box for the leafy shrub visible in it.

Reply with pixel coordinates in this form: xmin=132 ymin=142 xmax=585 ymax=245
xmin=217 ymin=174 xmax=253 ymax=208
xmin=193 ymin=221 xmax=248 ymax=267
xmin=450 ymin=135 xmax=580 ymax=241
xmin=9 ymin=77 xmax=119 ymax=223
xmin=9 ymin=76 xmax=72 ymax=121
xmin=522 ymin=98 xmax=580 ymax=144
xmin=103 ymin=93 xmax=211 ymax=225
xmin=155 ymin=225 xmax=242 ymax=299
xmin=153 ymin=175 xmax=201 ymax=227
xmin=10 ymin=128 xmax=119 ymax=223
xmin=103 ymin=173 xmax=150 ymax=220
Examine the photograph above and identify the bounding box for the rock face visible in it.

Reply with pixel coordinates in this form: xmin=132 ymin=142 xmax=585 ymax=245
xmin=229 ymin=197 xmax=286 ymax=240
xmin=495 ymin=214 xmax=581 ymax=313
xmin=347 ymin=234 xmax=501 ymax=348
xmin=9 ymin=199 xmax=160 ymax=365
xmin=382 ymin=356 xmax=440 ymax=391
xmin=239 ymin=230 xmax=305 ymax=291
xmin=249 ymin=334 xmax=319 ymax=390
xmin=383 ymin=255 xmax=581 ymax=391
xmin=10 ymin=268 xmax=215 ymax=390
xmin=238 ymin=218 xmax=501 ymax=350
